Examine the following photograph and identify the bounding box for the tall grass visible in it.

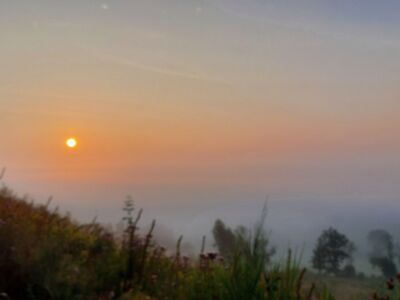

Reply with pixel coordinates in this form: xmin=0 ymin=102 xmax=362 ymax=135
xmin=372 ymin=274 xmax=400 ymax=300
xmin=0 ymin=186 xmax=339 ymax=299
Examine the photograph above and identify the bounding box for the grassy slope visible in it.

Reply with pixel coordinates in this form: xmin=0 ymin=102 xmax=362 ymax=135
xmin=2 ymin=185 xmax=391 ymax=300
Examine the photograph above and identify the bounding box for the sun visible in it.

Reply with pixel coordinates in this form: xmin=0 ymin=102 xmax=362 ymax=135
xmin=66 ymin=137 xmax=77 ymax=148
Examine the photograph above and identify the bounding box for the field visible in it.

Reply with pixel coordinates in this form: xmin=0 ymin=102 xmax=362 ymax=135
xmin=306 ymin=273 xmax=379 ymax=300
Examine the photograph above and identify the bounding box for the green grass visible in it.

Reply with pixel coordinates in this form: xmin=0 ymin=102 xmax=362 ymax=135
xmin=306 ymin=273 xmax=379 ymax=300
xmin=0 ymin=185 xmax=392 ymax=300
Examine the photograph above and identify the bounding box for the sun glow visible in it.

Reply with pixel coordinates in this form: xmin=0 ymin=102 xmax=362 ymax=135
xmin=66 ymin=137 xmax=77 ymax=148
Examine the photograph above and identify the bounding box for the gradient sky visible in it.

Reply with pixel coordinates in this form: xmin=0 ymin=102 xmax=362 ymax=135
xmin=1 ymin=0 xmax=400 ymax=266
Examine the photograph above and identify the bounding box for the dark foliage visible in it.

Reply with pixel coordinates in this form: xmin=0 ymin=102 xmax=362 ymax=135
xmin=212 ymin=205 xmax=275 ymax=265
xmin=368 ymin=229 xmax=398 ymax=278
xmin=311 ymin=227 xmax=355 ymax=275
xmin=212 ymin=219 xmax=237 ymax=261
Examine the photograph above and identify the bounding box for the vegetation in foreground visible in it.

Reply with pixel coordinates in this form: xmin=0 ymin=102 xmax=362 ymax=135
xmin=0 ymin=186 xmax=399 ymax=300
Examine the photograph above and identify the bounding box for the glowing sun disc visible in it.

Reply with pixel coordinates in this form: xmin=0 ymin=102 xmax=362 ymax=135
xmin=66 ymin=138 xmax=77 ymax=148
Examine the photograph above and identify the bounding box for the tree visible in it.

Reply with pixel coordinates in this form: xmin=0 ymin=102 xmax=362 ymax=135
xmin=367 ymin=229 xmax=398 ymax=277
xmin=212 ymin=205 xmax=275 ymax=264
xmin=368 ymin=229 xmax=395 ymax=259
xmin=340 ymin=264 xmax=356 ymax=278
xmin=212 ymin=219 xmax=237 ymax=261
xmin=369 ymin=257 xmax=397 ymax=278
xmin=397 ymin=244 xmax=400 ymax=267
xmin=311 ymin=227 xmax=355 ymax=275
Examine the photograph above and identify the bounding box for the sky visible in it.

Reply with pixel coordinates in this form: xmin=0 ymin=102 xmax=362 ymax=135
xmin=1 ymin=0 xmax=400 ymax=267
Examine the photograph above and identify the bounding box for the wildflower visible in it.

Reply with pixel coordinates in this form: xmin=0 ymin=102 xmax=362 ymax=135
xmin=207 ymin=252 xmax=217 ymax=261
xmin=396 ymin=273 xmax=400 ymax=282
xmin=386 ymin=278 xmax=394 ymax=290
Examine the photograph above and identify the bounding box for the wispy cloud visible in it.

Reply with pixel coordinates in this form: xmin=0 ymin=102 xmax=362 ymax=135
xmin=79 ymin=45 xmax=230 ymax=85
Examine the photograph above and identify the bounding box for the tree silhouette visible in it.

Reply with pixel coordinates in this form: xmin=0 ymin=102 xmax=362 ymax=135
xmin=212 ymin=219 xmax=236 ymax=261
xmin=367 ymin=229 xmax=398 ymax=277
xmin=312 ymin=227 xmax=355 ymax=275
xmin=212 ymin=205 xmax=275 ymax=264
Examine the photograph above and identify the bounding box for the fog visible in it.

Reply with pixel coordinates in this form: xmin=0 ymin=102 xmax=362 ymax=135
xmin=4 ymin=157 xmax=400 ymax=274
xmin=2 ymin=0 xmax=400 ymax=277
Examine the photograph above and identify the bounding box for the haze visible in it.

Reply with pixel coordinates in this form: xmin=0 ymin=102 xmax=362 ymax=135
xmin=1 ymin=0 xmax=400 ymax=270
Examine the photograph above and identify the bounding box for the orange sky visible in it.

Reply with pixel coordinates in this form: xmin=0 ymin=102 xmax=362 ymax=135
xmin=1 ymin=1 xmax=400 ymax=222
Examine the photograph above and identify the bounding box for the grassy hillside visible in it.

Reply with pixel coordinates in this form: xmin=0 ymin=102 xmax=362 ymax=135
xmin=0 ymin=186 xmax=397 ymax=300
